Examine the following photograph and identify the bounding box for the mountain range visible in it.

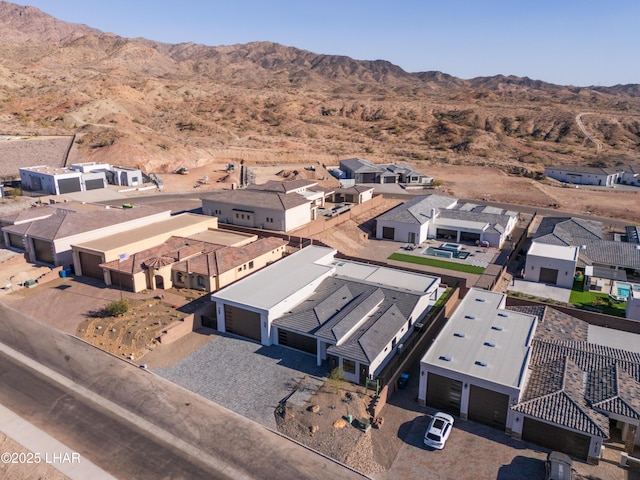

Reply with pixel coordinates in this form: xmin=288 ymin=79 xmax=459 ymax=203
xmin=0 ymin=1 xmax=638 ymax=174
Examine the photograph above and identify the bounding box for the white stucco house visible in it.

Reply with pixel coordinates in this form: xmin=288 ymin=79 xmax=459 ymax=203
xmin=201 ymin=180 xmax=329 ymax=232
xmin=525 ymin=242 xmax=579 ymax=288
xmin=375 ymin=194 xmax=518 ymax=247
xmin=210 ymin=245 xmax=442 ymax=385
xmin=544 ymin=165 xmax=621 ymax=187
xmin=419 ymin=288 xmax=640 ymax=464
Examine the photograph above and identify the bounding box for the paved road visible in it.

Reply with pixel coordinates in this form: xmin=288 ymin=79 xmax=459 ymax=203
xmin=0 ymin=349 xmax=223 ymax=480
xmin=0 ymin=303 xmax=368 ymax=480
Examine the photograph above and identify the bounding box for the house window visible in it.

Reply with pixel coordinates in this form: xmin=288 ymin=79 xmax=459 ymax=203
xmin=249 ymin=261 xmax=254 ymax=269
xmin=342 ymin=359 xmax=356 ymax=374
xmin=241 ymin=214 xmax=245 ymax=219
xmin=235 ymin=213 xmax=239 ymax=218
xmin=392 ymin=338 xmax=397 ymax=349
xmin=197 ymin=276 xmax=205 ymax=287
xmin=176 ymin=272 xmax=185 ymax=283
xmin=238 ymin=267 xmax=242 ymax=272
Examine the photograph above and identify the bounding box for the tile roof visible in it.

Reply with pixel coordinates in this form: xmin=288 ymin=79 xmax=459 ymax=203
xmin=376 ymin=194 xmax=457 ymax=224
xmin=246 ymin=180 xmax=317 ymax=193
xmin=508 ymin=305 xmax=640 ymax=437
xmin=201 ymin=189 xmax=310 ymax=211
xmin=533 ymin=217 xmax=640 ymax=268
xmin=2 ymin=205 xmax=168 ymax=240
xmin=273 ymin=277 xmax=422 ymax=365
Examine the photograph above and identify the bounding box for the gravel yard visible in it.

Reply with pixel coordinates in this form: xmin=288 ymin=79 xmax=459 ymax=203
xmin=153 ymin=333 xmax=327 ymax=429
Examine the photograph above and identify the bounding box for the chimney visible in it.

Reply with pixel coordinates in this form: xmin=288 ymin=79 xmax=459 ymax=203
xmin=431 ymin=208 xmax=437 ymax=219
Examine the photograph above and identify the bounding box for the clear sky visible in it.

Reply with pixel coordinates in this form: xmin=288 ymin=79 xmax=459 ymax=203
xmin=20 ymin=0 xmax=640 ymax=87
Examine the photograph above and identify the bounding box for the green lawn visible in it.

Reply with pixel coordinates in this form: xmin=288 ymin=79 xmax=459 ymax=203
xmin=388 ymin=253 xmax=486 ymax=274
xmin=569 ymin=284 xmax=627 ymax=317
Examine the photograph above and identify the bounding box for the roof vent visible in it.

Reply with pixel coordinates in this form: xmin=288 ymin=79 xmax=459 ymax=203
xmin=475 ymin=360 xmax=488 ymax=367
xmin=465 ymin=315 xmax=476 ymax=320
xmin=491 ymin=325 xmax=504 ymax=331
xmin=475 ymin=298 xmax=486 ymax=302
xmin=498 ymin=312 xmax=508 ymax=317
xmin=484 ymin=341 xmax=496 ymax=347
xmin=453 ymin=332 xmax=466 ymax=338
xmin=439 ymin=355 xmax=452 ymax=362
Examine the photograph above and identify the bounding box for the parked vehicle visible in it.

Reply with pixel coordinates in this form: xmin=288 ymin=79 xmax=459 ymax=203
xmin=423 ymin=412 xmax=454 ymax=449
xmin=545 ymin=451 xmax=573 ymax=480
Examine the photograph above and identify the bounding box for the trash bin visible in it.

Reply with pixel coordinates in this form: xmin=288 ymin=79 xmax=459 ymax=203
xmin=398 ymin=373 xmax=409 ymax=389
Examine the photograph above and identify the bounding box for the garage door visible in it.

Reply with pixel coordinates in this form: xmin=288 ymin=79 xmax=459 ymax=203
xmin=8 ymin=233 xmax=24 ymax=250
xmin=224 ymin=305 xmax=261 ymax=342
xmin=468 ymin=385 xmax=509 ymax=429
xmin=383 ymin=176 xmax=396 ymax=184
xmin=426 ymin=372 xmax=462 ymax=415
xmin=33 ymin=238 xmax=54 ymax=264
xmin=110 ymin=270 xmax=134 ymax=290
xmin=85 ymin=178 xmax=105 ymax=190
xmin=278 ymin=329 xmax=317 ymax=355
xmin=79 ymin=251 xmax=104 ymax=279
xmin=361 ymin=173 xmax=376 ymax=183
xmin=522 ymin=417 xmax=590 ymax=460
xmin=382 ymin=226 xmax=395 ymax=240
xmin=58 ymin=177 xmax=82 ymax=194
xmin=539 ymin=267 xmax=559 ymax=285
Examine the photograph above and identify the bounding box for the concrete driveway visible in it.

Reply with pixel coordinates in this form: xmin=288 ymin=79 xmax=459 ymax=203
xmin=154 ymin=333 xmax=327 ymax=429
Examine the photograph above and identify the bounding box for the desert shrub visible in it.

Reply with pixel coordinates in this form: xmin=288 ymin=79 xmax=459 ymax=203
xmin=103 ymin=299 xmax=129 ymax=317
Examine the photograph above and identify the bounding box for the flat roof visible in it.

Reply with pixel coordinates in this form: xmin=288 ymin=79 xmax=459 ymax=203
xmin=422 ymin=288 xmax=537 ymax=389
xmin=74 ymin=213 xmax=216 ymax=252
xmin=186 ymin=229 xmax=256 ymax=247
xmin=332 ymin=260 xmax=439 ymax=294
xmin=587 ymin=325 xmax=640 ymax=354
xmin=528 ymin=242 xmax=579 ymax=261
xmin=211 ymin=245 xmax=337 ymax=311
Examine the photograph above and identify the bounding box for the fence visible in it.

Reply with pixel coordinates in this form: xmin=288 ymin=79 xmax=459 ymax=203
xmin=372 ymin=286 xmax=461 ymax=409
xmin=506 ymin=296 xmax=640 ymax=334
xmin=288 ymin=194 xmax=383 ymax=238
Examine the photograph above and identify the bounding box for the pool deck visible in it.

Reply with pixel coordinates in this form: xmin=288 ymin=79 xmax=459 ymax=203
xmin=398 ymin=239 xmax=497 ymax=268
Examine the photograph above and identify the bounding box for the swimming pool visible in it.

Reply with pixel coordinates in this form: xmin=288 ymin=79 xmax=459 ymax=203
xmin=617 ymin=283 xmax=631 ymax=299
xmin=424 ymin=246 xmax=470 ymax=260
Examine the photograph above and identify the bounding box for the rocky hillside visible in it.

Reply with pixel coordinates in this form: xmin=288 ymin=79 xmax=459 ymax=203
xmin=0 ymin=1 xmax=638 ymax=174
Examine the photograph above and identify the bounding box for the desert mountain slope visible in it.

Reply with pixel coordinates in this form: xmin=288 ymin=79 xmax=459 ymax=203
xmin=0 ymin=1 xmax=638 ymax=174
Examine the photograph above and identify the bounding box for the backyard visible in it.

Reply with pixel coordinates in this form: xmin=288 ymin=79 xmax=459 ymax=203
xmin=569 ymin=280 xmax=627 ymax=317
xmin=388 ymin=252 xmax=486 ymax=274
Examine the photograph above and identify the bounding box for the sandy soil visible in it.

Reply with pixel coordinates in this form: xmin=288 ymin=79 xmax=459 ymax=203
xmin=426 ymin=165 xmax=640 ymax=222
xmin=276 ymin=381 xmax=392 ymax=476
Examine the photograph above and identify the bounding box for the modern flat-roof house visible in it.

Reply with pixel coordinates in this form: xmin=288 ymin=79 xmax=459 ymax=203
xmin=201 ymin=180 xmax=328 ymax=232
xmin=1 ymin=203 xmax=170 ymax=267
xmin=211 ymin=245 xmax=442 ymax=384
xmin=20 ymin=162 xmax=144 ymax=195
xmin=338 ymin=158 xmax=432 ymax=185
xmin=525 ymin=243 xmax=579 ymax=288
xmin=375 ymin=194 xmax=518 ymax=247
xmin=419 ymin=289 xmax=640 ymax=463
xmin=544 ymin=165 xmax=622 ymax=187
xmin=20 ymin=165 xmax=107 ymax=195
xmin=419 ymin=289 xmax=537 ymax=438
xmin=532 ymin=217 xmax=640 ymax=293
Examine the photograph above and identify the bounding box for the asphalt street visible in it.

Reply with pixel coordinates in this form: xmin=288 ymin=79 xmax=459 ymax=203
xmin=0 ymin=303 xmax=368 ymax=480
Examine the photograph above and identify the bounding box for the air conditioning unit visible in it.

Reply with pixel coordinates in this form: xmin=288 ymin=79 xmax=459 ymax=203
xmin=414 ymin=322 xmax=424 ymax=330
xmin=396 ymin=343 xmax=404 ymax=355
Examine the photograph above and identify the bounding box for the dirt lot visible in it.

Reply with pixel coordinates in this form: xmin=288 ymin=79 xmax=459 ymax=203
xmin=276 ymin=380 xmax=401 ymax=476
xmin=426 ymin=165 xmax=640 ymax=222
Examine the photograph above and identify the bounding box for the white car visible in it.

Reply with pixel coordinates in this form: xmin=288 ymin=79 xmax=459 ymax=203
xmin=424 ymin=412 xmax=454 ymax=449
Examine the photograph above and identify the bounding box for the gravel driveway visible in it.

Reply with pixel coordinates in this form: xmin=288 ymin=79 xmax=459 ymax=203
xmin=154 ymin=333 xmax=327 ymax=429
